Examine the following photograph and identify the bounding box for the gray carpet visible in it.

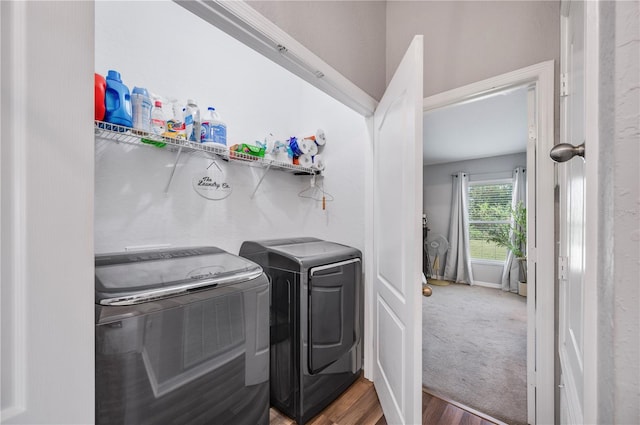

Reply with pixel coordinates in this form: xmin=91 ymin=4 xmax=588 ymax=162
xmin=422 ymin=283 xmax=527 ymax=425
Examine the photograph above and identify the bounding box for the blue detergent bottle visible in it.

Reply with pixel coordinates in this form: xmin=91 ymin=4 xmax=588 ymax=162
xmin=104 ymin=70 xmax=133 ymax=127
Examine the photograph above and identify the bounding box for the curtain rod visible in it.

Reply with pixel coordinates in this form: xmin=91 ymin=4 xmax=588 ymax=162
xmin=451 ymin=168 xmax=526 ymax=177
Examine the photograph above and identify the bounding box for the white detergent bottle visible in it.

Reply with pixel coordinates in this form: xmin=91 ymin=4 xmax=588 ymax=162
xmin=201 ymin=106 xmax=227 ymax=147
xmin=201 ymin=107 xmax=216 ymax=144
xmin=185 ymin=99 xmax=200 ymax=142
xmin=210 ymin=107 xmax=227 ymax=147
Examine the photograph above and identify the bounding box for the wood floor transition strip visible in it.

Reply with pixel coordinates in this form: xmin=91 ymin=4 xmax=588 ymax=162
xmin=422 ymin=387 xmax=509 ymax=425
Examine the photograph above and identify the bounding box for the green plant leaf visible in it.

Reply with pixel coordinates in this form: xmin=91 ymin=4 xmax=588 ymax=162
xmin=485 ymin=201 xmax=526 ymax=258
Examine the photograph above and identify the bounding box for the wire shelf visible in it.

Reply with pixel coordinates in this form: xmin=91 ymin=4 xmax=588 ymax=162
xmin=94 ymin=121 xmax=317 ymax=175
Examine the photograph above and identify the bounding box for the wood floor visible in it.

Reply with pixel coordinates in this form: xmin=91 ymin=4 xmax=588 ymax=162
xmin=269 ymin=377 xmax=503 ymax=425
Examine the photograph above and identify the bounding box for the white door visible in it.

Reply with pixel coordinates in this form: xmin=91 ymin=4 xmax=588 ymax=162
xmin=372 ymin=35 xmax=423 ymax=425
xmin=557 ymin=1 xmax=597 ymax=423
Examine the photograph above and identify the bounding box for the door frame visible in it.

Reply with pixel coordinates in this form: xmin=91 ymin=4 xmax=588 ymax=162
xmin=1 ymin=1 xmax=95 ymax=423
xmin=581 ymin=2 xmax=599 ymax=422
xmin=423 ymin=61 xmax=555 ymax=425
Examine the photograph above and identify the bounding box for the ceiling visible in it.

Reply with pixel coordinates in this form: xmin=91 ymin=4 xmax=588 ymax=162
xmin=423 ymin=86 xmax=528 ymax=165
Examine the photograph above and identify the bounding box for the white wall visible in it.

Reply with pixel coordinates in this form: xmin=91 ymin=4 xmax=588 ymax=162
xmin=95 ymin=1 xmax=368 ymax=256
xmin=246 ymin=0 xmax=387 ymax=100
xmin=423 ymin=87 xmax=528 ymax=164
xmin=597 ymin=1 xmax=640 ymax=423
xmin=423 ymin=153 xmax=526 ymax=284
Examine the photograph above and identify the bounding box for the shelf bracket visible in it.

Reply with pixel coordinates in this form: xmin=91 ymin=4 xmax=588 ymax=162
xmin=207 ymin=158 xmax=222 ymax=172
xmin=164 ymin=146 xmax=183 ymax=195
xmin=250 ymin=163 xmax=273 ymax=199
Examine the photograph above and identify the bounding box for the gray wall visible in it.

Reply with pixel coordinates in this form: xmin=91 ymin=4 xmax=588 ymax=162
xmin=386 ymin=1 xmax=560 ymax=97
xmin=423 ymin=152 xmax=526 ymax=243
xmin=248 ymin=1 xmax=560 ymax=102
xmin=247 ymin=1 xmax=387 ymax=100
xmin=597 ymin=1 xmax=640 ymax=423
xmin=423 ymin=153 xmax=526 ymax=284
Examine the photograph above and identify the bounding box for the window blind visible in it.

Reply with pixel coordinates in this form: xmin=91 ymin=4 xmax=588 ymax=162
xmin=468 ymin=182 xmax=513 ymax=261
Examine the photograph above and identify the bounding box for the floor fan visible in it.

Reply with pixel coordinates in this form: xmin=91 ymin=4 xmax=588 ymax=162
xmin=427 ymin=235 xmax=450 ymax=285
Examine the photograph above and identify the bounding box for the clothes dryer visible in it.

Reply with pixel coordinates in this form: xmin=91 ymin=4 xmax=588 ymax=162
xmin=239 ymin=238 xmax=363 ymax=425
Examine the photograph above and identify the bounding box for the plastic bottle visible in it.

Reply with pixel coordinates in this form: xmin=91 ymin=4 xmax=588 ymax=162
xmin=181 ymin=108 xmax=189 ymax=140
xmin=201 ymin=107 xmax=227 ymax=146
xmin=165 ymin=101 xmax=178 ymax=137
xmin=211 ymin=108 xmax=227 ymax=146
xmin=200 ymin=107 xmax=215 ymax=144
xmin=95 ymin=73 xmax=106 ymax=121
xmin=151 ymin=100 xmax=166 ymax=136
xmin=104 ymin=70 xmax=132 ymax=127
xmin=131 ymin=87 xmax=152 ymax=132
xmin=185 ymin=99 xmax=200 ymax=142
xmin=165 ymin=104 xmax=177 ymax=135
xmin=165 ymin=100 xmax=185 ymax=139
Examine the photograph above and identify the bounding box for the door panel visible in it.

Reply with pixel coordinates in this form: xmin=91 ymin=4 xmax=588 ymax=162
xmin=372 ymin=35 xmax=423 ymax=425
xmin=377 ymin=298 xmax=405 ymax=409
xmin=309 ymin=261 xmax=358 ymax=374
xmin=377 ymin=95 xmax=408 ymax=297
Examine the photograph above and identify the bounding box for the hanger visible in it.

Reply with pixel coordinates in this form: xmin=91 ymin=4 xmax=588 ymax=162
xmin=298 ymin=174 xmax=334 ymax=210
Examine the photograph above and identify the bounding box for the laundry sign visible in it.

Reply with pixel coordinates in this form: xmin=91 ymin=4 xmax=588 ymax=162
xmin=192 ymin=168 xmax=232 ymax=200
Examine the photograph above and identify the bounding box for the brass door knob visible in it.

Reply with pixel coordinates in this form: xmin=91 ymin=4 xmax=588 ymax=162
xmin=422 ymin=285 xmax=432 ymax=297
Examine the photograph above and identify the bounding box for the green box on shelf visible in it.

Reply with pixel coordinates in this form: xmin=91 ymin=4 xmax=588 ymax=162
xmin=230 ymin=143 xmax=265 ymax=159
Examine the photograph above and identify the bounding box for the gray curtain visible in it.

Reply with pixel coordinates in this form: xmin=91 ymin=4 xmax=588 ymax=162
xmin=444 ymin=172 xmax=474 ymax=284
xmin=501 ymin=167 xmax=527 ymax=292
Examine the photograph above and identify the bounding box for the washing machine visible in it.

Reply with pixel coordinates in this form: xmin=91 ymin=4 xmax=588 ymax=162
xmin=239 ymin=237 xmax=363 ymax=425
xmin=95 ymin=247 xmax=270 ymax=425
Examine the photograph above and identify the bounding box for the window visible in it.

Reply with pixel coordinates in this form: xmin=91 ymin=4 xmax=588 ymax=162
xmin=468 ymin=180 xmax=513 ymax=262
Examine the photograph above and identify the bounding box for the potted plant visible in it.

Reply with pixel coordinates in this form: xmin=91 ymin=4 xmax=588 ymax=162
xmin=487 ymin=201 xmax=527 ymax=295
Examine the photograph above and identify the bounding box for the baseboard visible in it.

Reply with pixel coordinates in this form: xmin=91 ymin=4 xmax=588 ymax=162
xmin=473 ymin=280 xmax=501 ymax=289
xmin=422 ymin=386 xmax=511 ymax=425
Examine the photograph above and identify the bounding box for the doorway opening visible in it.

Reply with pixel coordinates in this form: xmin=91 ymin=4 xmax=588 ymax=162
xmin=421 ymin=61 xmax=556 ymax=425
xmin=422 ymin=85 xmax=530 ymax=425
